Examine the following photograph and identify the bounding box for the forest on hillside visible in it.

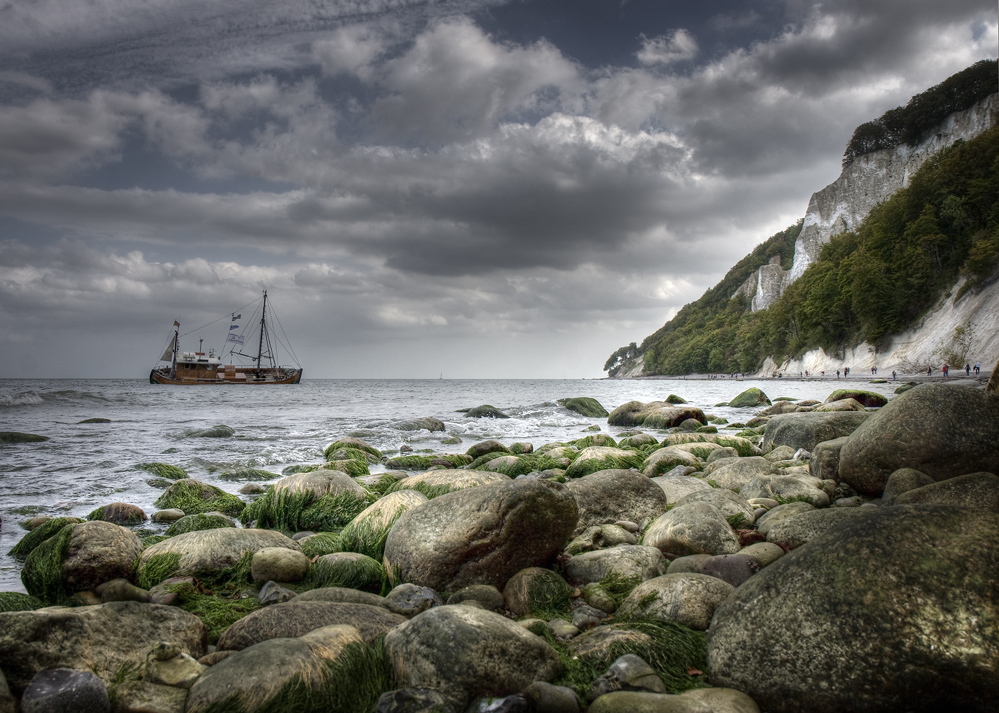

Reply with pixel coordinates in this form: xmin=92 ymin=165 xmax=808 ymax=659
xmin=608 ymin=124 xmax=999 ymax=377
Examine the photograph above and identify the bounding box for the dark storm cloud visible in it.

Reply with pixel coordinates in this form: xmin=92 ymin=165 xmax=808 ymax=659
xmin=0 ymin=0 xmax=995 ymax=377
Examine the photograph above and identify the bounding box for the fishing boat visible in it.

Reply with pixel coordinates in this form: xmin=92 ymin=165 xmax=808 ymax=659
xmin=149 ymin=291 xmax=303 ymax=385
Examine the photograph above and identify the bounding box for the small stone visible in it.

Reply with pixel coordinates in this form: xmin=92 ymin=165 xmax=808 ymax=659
xmin=148 ymin=642 xmax=182 ymax=662
xmin=145 ymin=651 xmax=206 ymax=690
xmin=151 ymin=509 xmax=185 ymax=522
xmin=250 ymin=547 xmax=311 ymax=583
xmin=258 ymin=580 xmax=297 ymax=606
xmin=383 ymin=583 xmax=442 ymax=617
xmin=832 ymin=496 xmax=865 ymax=507
xmin=548 ymin=618 xmax=580 ymax=639
xmin=238 ymin=483 xmax=266 ymax=495
xmin=21 ymin=668 xmax=110 ymax=713
xmin=614 ymin=520 xmax=639 ymax=533
xmin=445 ymin=584 xmax=504 ymax=611
xmin=465 ymin=695 xmax=532 ymax=713
xmin=571 ymin=604 xmax=607 ymax=631
xmin=98 ymin=578 xmax=151 ymax=604
xmin=291 ymin=531 xmax=315 ymax=541
xmin=521 ymin=681 xmax=581 ymax=713
xmin=108 ymin=681 xmax=187 ymax=713
xmin=581 ymin=584 xmax=617 ymax=614
xmin=699 ymin=554 xmax=760 ymax=587
xmin=374 ymin=687 xmax=455 ymax=713
xmin=588 ymin=654 xmax=666 ymax=702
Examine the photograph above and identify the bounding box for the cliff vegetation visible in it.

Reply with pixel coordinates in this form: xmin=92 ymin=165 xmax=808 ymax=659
xmin=610 ymin=123 xmax=999 ymax=377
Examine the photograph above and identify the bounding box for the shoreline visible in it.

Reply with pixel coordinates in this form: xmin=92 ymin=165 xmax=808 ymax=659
xmin=615 ymin=372 xmax=992 ymax=384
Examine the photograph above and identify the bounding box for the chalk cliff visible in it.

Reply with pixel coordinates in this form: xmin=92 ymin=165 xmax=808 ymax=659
xmin=736 ymin=93 xmax=999 ymax=312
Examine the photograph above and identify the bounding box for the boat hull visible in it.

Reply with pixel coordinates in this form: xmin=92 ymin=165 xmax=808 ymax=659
xmin=149 ymin=368 xmax=303 ymax=385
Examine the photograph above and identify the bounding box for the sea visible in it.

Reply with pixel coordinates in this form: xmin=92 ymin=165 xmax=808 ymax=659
xmin=0 ymin=376 xmax=902 ymax=593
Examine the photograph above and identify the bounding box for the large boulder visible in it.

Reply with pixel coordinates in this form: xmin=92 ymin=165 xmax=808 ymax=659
xmin=136 ymin=528 xmax=301 ymax=589
xmin=154 ymin=479 xmax=244 ymax=517
xmin=642 ymin=447 xmax=700 ymax=477
xmin=383 ymin=478 xmax=578 ymax=592
xmin=808 ymin=436 xmax=849 ymax=480
xmin=21 ymin=520 xmax=143 ymax=605
xmin=727 ymin=388 xmax=770 ymax=408
xmin=650 ymin=474 xmax=713 ymax=504
xmin=740 ymin=474 xmax=830 ymax=508
xmin=761 ymin=412 xmax=870 ymax=453
xmin=707 ymin=506 xmax=999 ymax=713
xmin=390 ymin=469 xmax=511 ymax=497
xmin=765 ymin=507 xmax=873 ymax=550
xmin=566 ymin=469 xmax=668 ymax=536
xmin=608 ymin=401 xmax=706 ymax=428
xmin=216 ymin=601 xmax=405 ymax=650
xmin=657 ymin=433 xmax=761 ymax=457
xmin=838 ymin=384 xmax=999 ymax=495
xmin=701 ymin=457 xmax=777 ymax=491
xmin=893 ymin=472 xmax=999 ymax=511
xmin=672 ymin=490 xmax=755 ymax=527
xmin=0 ymin=601 xmax=206 ymax=694
xmin=187 ymin=625 xmax=385 ymax=713
xmin=559 ymin=397 xmax=609 ymax=418
xmin=384 ymin=605 xmax=563 ymax=710
xmin=824 ymin=389 xmax=888 ymax=408
xmin=643 ymin=503 xmax=740 ymax=557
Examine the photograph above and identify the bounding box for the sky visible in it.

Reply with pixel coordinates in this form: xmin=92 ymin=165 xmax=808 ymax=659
xmin=0 ymin=0 xmax=995 ymax=379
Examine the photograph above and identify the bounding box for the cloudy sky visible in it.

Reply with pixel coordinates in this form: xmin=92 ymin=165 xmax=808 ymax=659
xmin=0 ymin=0 xmax=995 ymax=379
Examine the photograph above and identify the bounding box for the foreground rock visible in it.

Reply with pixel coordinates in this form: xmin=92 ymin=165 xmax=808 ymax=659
xmin=607 ymin=401 xmax=706 ymax=428
xmin=216 ymin=601 xmax=405 ymax=650
xmin=0 ymin=601 xmax=206 ymax=694
xmin=136 ymin=528 xmax=302 ymax=588
xmin=566 ymin=469 xmax=668 ymax=536
xmin=383 ymin=478 xmax=578 ymax=592
xmin=708 ymin=505 xmax=999 ymax=713
xmin=384 ymin=605 xmax=563 ymax=710
xmin=643 ymin=503 xmax=740 ymax=557
xmin=761 ymin=412 xmax=869 ymax=453
xmin=187 ymin=625 xmax=385 ymax=713
xmin=838 ymin=384 xmax=999 ymax=495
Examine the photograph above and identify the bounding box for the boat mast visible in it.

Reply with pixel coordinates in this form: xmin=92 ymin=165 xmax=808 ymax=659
xmin=256 ymin=291 xmax=267 ymax=370
xmin=170 ymin=322 xmax=179 ymax=379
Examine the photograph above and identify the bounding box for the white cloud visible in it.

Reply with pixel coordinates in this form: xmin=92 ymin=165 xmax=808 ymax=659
xmin=313 ymin=24 xmax=390 ymax=80
xmin=637 ymin=30 xmax=699 ymax=66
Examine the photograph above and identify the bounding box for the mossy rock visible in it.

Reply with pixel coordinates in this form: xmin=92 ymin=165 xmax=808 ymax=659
xmin=658 ymin=433 xmax=761 ymax=457
xmin=143 ymin=535 xmax=171 ymax=548
xmin=502 ymin=567 xmax=573 ymax=619
xmin=464 ymin=404 xmax=510 ymax=419
xmin=558 ymin=397 xmax=610 ymax=418
xmin=155 ymin=479 xmax=245 ymax=517
xmin=619 ymin=433 xmax=659 ymax=449
xmin=188 ymin=424 xmax=235 ymax=438
xmin=0 ymin=432 xmax=49 ymax=443
xmin=86 ymin=502 xmax=147 ymax=525
xmin=137 ymin=462 xmax=188 ymax=480
xmin=78 ymin=417 xmax=112 ymax=424
xmin=218 ymin=467 xmax=280 ymax=481
xmin=894 ymin=382 xmax=920 ymax=395
xmin=324 ymin=438 xmax=382 ymax=461
xmin=239 ymin=472 xmax=371 ymax=533
xmin=727 ymin=388 xmax=771 ymax=408
xmin=564 ymin=447 xmax=644 ymax=479
xmin=338 ymin=491 xmax=428 ymax=562
xmin=310 ymin=552 xmax=386 ymax=593
xmin=325 ymin=446 xmax=380 ymax=464
xmin=384 ymin=453 xmax=473 ymax=470
xmin=8 ymin=516 xmax=84 ymax=559
xmin=695 ymin=425 xmax=718 ymax=434
xmin=301 ymin=532 xmax=342 ymax=559
xmin=165 ymin=513 xmax=237 ymax=537
xmin=177 ymin=592 xmax=261 ymax=646
xmin=573 ymin=434 xmax=619 ymax=449
xmin=385 ymin=469 xmax=511 ymax=500
xmin=666 ymin=394 xmax=688 ymax=404
xmin=321 ymin=459 xmax=370 ymax=477
xmin=824 ymin=389 xmax=888 ymax=408
xmin=475 ymin=455 xmax=535 ymax=477
xmin=0 ymin=591 xmax=44 ymax=612
xmin=467 ymin=451 xmax=508 ymax=469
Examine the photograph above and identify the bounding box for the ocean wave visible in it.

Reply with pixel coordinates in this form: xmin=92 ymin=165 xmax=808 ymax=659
xmin=0 ymin=391 xmax=43 ymax=407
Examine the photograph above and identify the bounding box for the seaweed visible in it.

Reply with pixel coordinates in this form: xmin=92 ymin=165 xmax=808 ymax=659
xmin=308 ymin=553 xmax=385 ymax=593
xmin=136 ymin=552 xmax=183 ymax=590
xmin=154 ymin=479 xmax=245 ymax=517
xmin=20 ymin=524 xmax=75 ymax=605
xmin=178 ymin=592 xmax=261 ymax=645
xmin=0 ymin=591 xmax=44 ymax=612
xmin=138 ymin=462 xmax=188 ymax=480
xmin=8 ymin=516 xmax=82 ymax=559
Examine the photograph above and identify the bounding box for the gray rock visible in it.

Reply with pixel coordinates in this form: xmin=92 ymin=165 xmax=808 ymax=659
xmin=20 ymin=668 xmax=109 ymax=713
xmin=216 ymin=601 xmax=405 ymax=650
xmin=762 ymin=412 xmax=870 ymax=453
xmin=765 ymin=507 xmax=872 ymax=550
xmin=97 ymin=578 xmax=150 ymax=604
xmin=838 ymin=384 xmax=999 ymax=495
xmin=384 ymin=583 xmax=443 ymax=617
xmin=707 ymin=447 xmax=740 ymax=463
xmin=563 ymin=545 xmax=666 ymax=586
xmin=566 ymin=470 xmax=667 ymax=536
xmin=466 ymin=440 xmax=511 ymax=458
xmin=808 ymin=436 xmax=849 ymax=480
xmin=707 ymin=505 xmax=999 ymax=713
xmin=588 ymin=654 xmax=666 ymax=701
xmin=465 ymin=405 xmax=510 ymax=419
xmin=383 ymin=478 xmax=578 ymax=592
xmin=295 ymin=587 xmax=385 ymax=607
xmin=587 ymin=688 xmax=760 ymax=713
xmin=144 ymin=649 xmax=206 ymax=689
xmin=258 ymin=580 xmax=297 ymax=605
xmin=0 ymin=670 xmax=13 ymax=713
xmin=250 ymin=546 xmax=311 ymax=583
xmin=754 ymin=501 xmax=815 ymax=537
xmin=727 ymin=388 xmax=771 ymax=408
xmin=0 ymin=601 xmax=206 ymax=695
xmin=665 ymin=554 xmax=712 ymax=574
xmin=739 ymin=474 xmax=830 ymax=508
xmin=701 ymin=457 xmax=777 ymax=491
xmin=643 ymin=503 xmax=740 ymax=557
xmin=564 ymin=448 xmax=643 ymax=479
xmin=187 ymin=625 xmax=379 ymax=713
xmin=383 ymin=605 xmax=563 ymax=710
xmin=107 ymin=681 xmax=187 ymax=713
xmin=698 ymin=554 xmax=760 ymax=587
xmin=548 ymin=618 xmax=580 ymax=639
xmin=571 ymin=605 xmax=607 ymax=631
xmin=649 ymin=474 xmax=713 ymax=504
xmin=673 ymin=489 xmax=755 ymax=526
xmin=502 ymin=568 xmax=571 ymax=618
xmin=374 ymin=688 xmax=456 ymax=713
xmin=737 ymin=542 xmax=784 ymax=568
xmin=893 ymin=472 xmax=999 ymax=511
xmin=521 ymin=681 xmax=580 ymax=713
xmin=151 ymin=509 xmax=186 ymax=522
xmin=565 ymin=524 xmax=638 ymax=555
xmin=618 ymin=573 xmax=734 ymax=630
xmin=881 ymin=467 xmax=936 ymax=505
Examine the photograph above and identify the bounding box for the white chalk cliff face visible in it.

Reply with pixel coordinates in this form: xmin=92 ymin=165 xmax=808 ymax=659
xmin=736 ymin=93 xmax=999 ymax=313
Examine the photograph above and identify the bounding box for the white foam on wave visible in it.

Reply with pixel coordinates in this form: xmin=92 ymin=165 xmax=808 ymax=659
xmin=0 ymin=391 xmax=43 ymax=407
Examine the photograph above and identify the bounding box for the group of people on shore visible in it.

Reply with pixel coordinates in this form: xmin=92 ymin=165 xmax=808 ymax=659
xmin=927 ymin=362 xmax=981 ymax=377
xmin=770 ymin=360 xmax=985 ymax=380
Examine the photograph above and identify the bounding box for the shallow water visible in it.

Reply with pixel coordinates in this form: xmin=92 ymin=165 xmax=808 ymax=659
xmin=0 ymin=376 xmax=900 ymax=592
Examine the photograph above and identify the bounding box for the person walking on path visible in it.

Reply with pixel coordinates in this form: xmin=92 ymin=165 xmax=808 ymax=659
xmin=892 ymin=370 xmax=896 ymax=380
xmin=943 ymin=364 xmax=949 ymax=378
xmin=928 ymin=365 xmax=932 ymax=376
xmin=966 ymin=363 xmax=971 ymax=376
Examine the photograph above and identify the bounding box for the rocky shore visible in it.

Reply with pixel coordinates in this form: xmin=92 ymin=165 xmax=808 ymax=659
xmin=1 ymin=382 xmax=997 ymax=713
